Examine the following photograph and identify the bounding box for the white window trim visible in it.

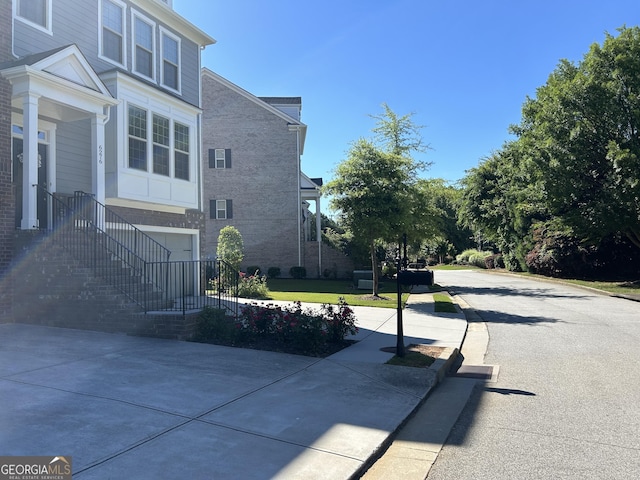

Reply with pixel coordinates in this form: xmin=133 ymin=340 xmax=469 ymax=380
xmin=14 ymin=0 xmax=53 ymax=35
xmin=173 ymin=121 xmax=190 ymax=181
xmin=152 ymin=112 xmax=170 ymax=176
xmin=215 ymin=148 xmax=226 ymax=169
xmin=131 ymin=9 xmax=157 ymax=82
xmin=126 ymin=101 xmax=194 ymax=181
xmin=159 ymin=26 xmax=181 ymax=94
xmin=216 ymin=199 xmax=227 ymax=219
xmin=98 ymin=0 xmax=127 ymax=68
xmin=127 ymin=102 xmax=149 ymax=172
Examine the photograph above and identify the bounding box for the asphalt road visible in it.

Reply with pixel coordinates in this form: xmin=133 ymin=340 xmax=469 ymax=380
xmin=427 ymin=269 xmax=640 ymax=480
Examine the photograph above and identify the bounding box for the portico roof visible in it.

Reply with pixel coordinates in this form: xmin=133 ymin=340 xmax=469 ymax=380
xmin=0 ymin=44 xmax=118 ymax=122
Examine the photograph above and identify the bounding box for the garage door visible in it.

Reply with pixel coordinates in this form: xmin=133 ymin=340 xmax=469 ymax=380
xmin=146 ymin=232 xmax=194 ymax=262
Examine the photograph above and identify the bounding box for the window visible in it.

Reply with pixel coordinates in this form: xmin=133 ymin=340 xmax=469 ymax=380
xmin=128 ymin=104 xmax=192 ymax=179
xmin=210 ymin=200 xmax=232 ymax=219
xmin=174 ymin=122 xmax=190 ymax=180
xmin=161 ymin=29 xmax=180 ymax=91
xmin=152 ymin=114 xmax=170 ymax=176
xmin=16 ymin=0 xmax=51 ymax=32
xmin=133 ymin=13 xmax=155 ymax=79
xmin=101 ymin=0 xmax=125 ymax=65
xmin=128 ymin=105 xmax=147 ymax=171
xmin=209 ymin=149 xmax=231 ymax=169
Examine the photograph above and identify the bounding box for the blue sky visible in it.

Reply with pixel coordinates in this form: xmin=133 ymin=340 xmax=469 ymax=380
xmin=175 ymin=0 xmax=638 ymax=190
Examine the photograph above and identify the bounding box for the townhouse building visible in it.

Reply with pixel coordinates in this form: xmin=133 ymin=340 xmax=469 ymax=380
xmin=200 ymin=68 xmax=325 ymax=277
xmin=0 ymin=0 xmax=215 ymax=329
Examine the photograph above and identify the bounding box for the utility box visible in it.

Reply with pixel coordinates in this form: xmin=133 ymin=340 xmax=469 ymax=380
xmin=353 ymin=270 xmax=373 ymax=287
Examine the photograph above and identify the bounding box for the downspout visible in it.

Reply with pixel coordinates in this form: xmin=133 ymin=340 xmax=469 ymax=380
xmin=287 ymin=124 xmax=303 ymax=266
xmin=296 ymin=128 xmax=302 ymax=267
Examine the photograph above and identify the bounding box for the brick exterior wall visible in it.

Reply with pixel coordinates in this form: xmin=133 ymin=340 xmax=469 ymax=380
xmin=201 ymin=72 xmax=301 ymax=275
xmin=107 ymin=205 xmax=206 ymax=259
xmin=9 ymin=231 xmax=201 ymax=339
xmin=0 ymin=0 xmax=14 ymax=320
xmin=304 ymin=241 xmax=355 ymax=279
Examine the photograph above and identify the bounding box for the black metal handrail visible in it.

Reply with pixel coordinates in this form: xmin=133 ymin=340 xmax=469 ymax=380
xmin=42 ymin=188 xmax=170 ymax=308
xmin=144 ymin=258 xmax=239 ymax=316
xmin=39 ymin=187 xmax=239 ymax=316
xmin=69 ymin=191 xmax=171 ymax=265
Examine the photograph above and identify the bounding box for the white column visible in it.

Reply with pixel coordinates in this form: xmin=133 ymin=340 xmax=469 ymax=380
xmin=91 ymin=112 xmax=107 ymax=205
xmin=21 ymin=93 xmax=40 ymax=230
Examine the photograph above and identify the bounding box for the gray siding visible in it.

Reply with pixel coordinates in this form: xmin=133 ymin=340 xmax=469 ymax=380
xmin=56 ymin=119 xmax=92 ymax=195
xmin=12 ymin=0 xmax=201 ymax=106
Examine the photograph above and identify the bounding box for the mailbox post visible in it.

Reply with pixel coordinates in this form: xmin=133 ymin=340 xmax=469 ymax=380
xmin=395 ymin=234 xmax=408 ymax=357
xmin=395 ymin=233 xmax=435 ymax=357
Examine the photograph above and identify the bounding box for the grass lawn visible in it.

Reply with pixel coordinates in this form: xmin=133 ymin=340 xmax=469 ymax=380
xmin=553 ymin=278 xmax=640 ymax=296
xmin=433 ymin=293 xmax=458 ymax=313
xmin=265 ymin=278 xmax=410 ymax=308
xmin=430 ymin=264 xmax=480 ymax=270
xmin=515 ymin=272 xmax=640 ymax=296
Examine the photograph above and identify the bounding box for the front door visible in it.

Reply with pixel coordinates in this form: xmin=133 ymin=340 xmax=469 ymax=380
xmin=13 ymin=138 xmax=49 ymax=229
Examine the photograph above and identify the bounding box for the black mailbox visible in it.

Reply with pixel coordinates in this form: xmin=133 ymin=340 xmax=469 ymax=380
xmin=397 ymin=269 xmax=434 ymax=286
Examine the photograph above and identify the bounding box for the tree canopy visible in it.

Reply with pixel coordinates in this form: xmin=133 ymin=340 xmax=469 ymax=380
xmin=323 ymin=104 xmax=431 ymax=294
xmin=516 ymin=26 xmax=640 ymax=249
xmin=458 ymin=26 xmax=640 ymax=277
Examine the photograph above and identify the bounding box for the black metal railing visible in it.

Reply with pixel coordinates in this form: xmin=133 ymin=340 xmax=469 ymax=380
xmin=40 ymin=187 xmax=239 ymax=316
xmin=144 ymin=258 xmax=239 ymax=316
xmin=43 ymin=188 xmax=170 ymax=307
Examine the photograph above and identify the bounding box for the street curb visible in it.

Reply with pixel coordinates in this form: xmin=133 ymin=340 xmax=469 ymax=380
xmin=430 ymin=346 xmax=460 ymax=382
xmin=354 ymin=345 xmax=462 ymax=479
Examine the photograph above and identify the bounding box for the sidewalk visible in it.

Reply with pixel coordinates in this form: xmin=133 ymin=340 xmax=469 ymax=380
xmin=0 ymin=288 xmax=467 ymax=479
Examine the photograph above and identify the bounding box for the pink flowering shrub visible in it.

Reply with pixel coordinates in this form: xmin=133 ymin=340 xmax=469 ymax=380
xmin=195 ymin=297 xmax=358 ymax=356
xmin=235 ymin=297 xmax=358 ymax=355
xmin=320 ymin=297 xmax=358 ymax=343
xmin=236 ymin=272 xmax=270 ymax=299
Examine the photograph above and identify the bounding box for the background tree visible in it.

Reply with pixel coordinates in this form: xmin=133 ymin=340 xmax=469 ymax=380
xmin=324 ymin=138 xmax=422 ymax=295
xmin=370 ymin=102 xmax=430 ymax=158
xmin=325 ymin=104 xmax=437 ymax=294
xmin=418 ymin=178 xmax=473 ymax=260
xmin=458 ymin=141 xmax=547 ymax=270
xmin=216 ymin=226 xmax=244 ymax=272
xmin=515 ymin=26 xmax=640 ymax=250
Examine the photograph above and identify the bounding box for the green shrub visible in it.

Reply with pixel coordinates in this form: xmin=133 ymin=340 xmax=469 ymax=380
xmin=457 ymin=249 xmax=493 ymax=268
xmin=217 ymin=226 xmax=244 ymax=272
xmin=485 ymin=255 xmax=495 ymax=269
xmin=193 ymin=307 xmax=235 ymax=342
xmin=320 ymin=298 xmax=358 ymax=343
xmin=237 ymin=297 xmax=358 ymax=356
xmin=289 ymin=266 xmax=307 ymax=279
xmin=504 ymin=251 xmax=523 ymax=272
xmin=323 ymin=267 xmax=338 ymax=279
xmin=456 ymin=248 xmax=479 ymax=264
xmin=245 ymin=265 xmax=262 ymax=276
xmin=267 ymin=267 xmax=281 ymax=278
xmin=237 ymin=272 xmax=270 ymax=299
xmin=381 ymin=262 xmax=397 ymax=278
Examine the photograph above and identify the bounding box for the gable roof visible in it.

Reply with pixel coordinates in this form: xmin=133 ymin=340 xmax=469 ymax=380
xmin=136 ymin=0 xmax=216 ymax=47
xmin=202 ymin=69 xmax=304 ymax=125
xmin=1 ymin=44 xmax=112 ymax=97
xmin=259 ymin=97 xmax=302 ymax=105
xmin=202 ymin=67 xmax=307 ymax=151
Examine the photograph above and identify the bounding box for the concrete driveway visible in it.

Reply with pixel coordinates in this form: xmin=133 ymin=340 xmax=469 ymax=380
xmin=0 ymin=294 xmax=466 ymax=479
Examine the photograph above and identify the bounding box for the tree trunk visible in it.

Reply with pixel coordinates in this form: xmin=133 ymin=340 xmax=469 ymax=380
xmin=370 ymin=240 xmax=379 ymax=296
xmin=626 ymin=230 xmax=640 ymax=250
